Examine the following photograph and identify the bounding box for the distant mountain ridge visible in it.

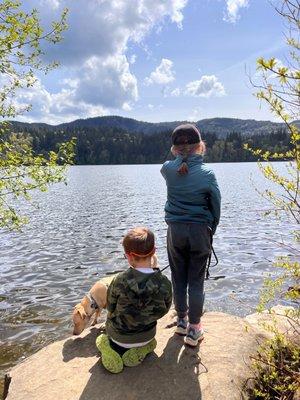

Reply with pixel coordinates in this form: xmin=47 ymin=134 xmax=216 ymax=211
xmin=7 ymin=115 xmax=292 ymax=164
xmin=9 ymin=115 xmax=297 ymax=137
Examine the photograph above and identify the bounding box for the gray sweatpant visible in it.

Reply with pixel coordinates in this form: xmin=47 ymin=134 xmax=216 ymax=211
xmin=167 ymin=223 xmax=211 ymax=324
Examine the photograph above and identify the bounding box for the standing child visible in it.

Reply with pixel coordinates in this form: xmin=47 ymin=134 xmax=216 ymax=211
xmin=161 ymin=124 xmax=221 ymax=347
xmin=96 ymin=227 xmax=172 ymax=373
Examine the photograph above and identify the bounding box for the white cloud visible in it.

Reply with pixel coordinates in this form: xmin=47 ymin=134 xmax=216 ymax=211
xmin=60 ymin=78 xmax=78 ymax=88
xmin=160 ymin=86 xmax=180 ymax=97
xmin=147 ymin=103 xmax=163 ymax=110
xmin=15 ymin=0 xmax=188 ymax=122
xmin=129 ymin=54 xmax=137 ymax=64
xmin=145 ymin=58 xmax=175 ymax=85
xmin=169 ymin=0 xmax=188 ymax=27
xmin=41 ymin=0 xmax=59 ymax=9
xmin=13 ymin=53 xmax=138 ymax=124
xmin=122 ymin=102 xmax=132 ymax=111
xmin=39 ymin=0 xmax=188 ymax=63
xmin=14 ymin=78 xmax=108 ymax=125
xmin=185 ymin=75 xmax=226 ymax=97
xmin=224 ymin=0 xmax=249 ymax=23
xmin=170 ymin=87 xmax=181 ymax=97
xmin=75 ymin=55 xmax=138 ymax=109
xmin=188 ymin=107 xmax=202 ymax=122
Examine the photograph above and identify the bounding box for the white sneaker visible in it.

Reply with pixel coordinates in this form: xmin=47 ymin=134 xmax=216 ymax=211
xmin=175 ymin=317 xmax=188 ymax=335
xmin=184 ymin=325 xmax=204 ymax=347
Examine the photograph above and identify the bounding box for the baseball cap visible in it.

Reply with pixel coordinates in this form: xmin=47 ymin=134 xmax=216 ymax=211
xmin=172 ymin=124 xmax=201 ymax=145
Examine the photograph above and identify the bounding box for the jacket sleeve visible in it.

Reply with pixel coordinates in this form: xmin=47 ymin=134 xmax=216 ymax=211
xmin=208 ymin=172 xmax=221 ymax=234
xmin=106 ymin=277 xmax=119 ymax=314
xmin=163 ymin=278 xmax=173 ymax=314
xmin=160 ymin=161 xmax=169 ymax=179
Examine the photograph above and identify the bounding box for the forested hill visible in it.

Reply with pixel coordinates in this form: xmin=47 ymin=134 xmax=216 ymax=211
xmin=9 ymin=115 xmax=291 ymax=138
xmin=7 ymin=117 xmax=292 ymax=164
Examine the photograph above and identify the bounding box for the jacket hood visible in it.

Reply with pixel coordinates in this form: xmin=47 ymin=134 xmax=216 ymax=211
xmin=126 ymin=268 xmax=162 ymax=296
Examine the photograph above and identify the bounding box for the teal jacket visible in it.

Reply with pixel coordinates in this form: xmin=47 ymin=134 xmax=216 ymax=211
xmin=106 ymin=268 xmax=172 ymax=344
xmin=161 ymin=155 xmax=221 ymax=233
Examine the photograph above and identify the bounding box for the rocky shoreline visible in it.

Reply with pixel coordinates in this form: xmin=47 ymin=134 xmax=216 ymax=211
xmin=3 ymin=306 xmax=291 ymax=400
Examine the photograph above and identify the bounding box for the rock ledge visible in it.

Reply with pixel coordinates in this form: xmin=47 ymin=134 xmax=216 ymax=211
xmin=4 ymin=306 xmax=290 ymax=400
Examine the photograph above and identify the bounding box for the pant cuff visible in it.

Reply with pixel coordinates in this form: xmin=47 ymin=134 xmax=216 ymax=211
xmin=177 ymin=311 xmax=188 ymax=318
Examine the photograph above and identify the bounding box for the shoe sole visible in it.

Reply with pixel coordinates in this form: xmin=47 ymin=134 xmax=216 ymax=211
xmin=96 ymin=334 xmax=123 ymax=373
xmin=175 ymin=326 xmax=187 ymax=336
xmin=122 ymin=339 xmax=157 ymax=367
xmin=184 ymin=332 xmax=204 ymax=347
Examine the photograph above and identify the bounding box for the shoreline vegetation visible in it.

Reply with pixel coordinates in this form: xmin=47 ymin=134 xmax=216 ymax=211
xmin=6 ymin=117 xmax=294 ymax=165
xmin=240 ymin=0 xmax=300 ymax=397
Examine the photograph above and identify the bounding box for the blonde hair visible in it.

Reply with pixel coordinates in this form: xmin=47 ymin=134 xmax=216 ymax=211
xmin=123 ymin=227 xmax=155 ymax=261
xmin=171 ymin=141 xmax=206 ymax=175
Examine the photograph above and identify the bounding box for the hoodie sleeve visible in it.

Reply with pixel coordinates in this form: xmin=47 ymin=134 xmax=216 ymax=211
xmin=208 ymin=171 xmax=221 ymax=234
xmin=153 ymin=275 xmax=172 ymax=319
xmin=165 ymin=279 xmax=172 ymax=312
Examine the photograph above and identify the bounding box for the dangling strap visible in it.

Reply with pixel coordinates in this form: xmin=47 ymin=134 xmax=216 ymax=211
xmin=205 ymin=230 xmax=219 ymax=280
xmin=206 ymin=245 xmax=219 ymax=279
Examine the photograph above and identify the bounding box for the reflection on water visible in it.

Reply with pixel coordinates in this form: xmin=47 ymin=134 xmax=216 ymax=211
xmin=0 ymin=162 xmax=293 ymax=391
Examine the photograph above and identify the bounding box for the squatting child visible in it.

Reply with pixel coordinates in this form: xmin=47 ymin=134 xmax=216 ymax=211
xmin=96 ymin=226 xmax=172 ymax=373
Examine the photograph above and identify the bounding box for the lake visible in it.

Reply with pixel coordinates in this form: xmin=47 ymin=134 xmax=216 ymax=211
xmin=0 ymin=162 xmax=292 ymax=391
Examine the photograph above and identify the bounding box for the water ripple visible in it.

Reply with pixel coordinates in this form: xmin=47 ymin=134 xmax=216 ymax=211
xmin=0 ymin=163 xmax=295 ymax=383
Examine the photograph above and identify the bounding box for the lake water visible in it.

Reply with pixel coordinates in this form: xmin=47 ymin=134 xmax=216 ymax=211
xmin=0 ymin=162 xmax=293 ymax=391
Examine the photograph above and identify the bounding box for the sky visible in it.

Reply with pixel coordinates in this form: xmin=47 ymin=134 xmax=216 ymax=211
xmin=14 ymin=0 xmax=288 ymax=124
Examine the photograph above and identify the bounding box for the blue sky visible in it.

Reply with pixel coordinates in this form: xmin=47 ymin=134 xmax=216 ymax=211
xmin=15 ymin=0 xmax=287 ymax=124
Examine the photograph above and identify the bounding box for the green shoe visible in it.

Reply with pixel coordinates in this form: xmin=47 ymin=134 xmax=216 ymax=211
xmin=122 ymin=339 xmax=157 ymax=367
xmin=95 ymin=334 xmax=123 ymax=374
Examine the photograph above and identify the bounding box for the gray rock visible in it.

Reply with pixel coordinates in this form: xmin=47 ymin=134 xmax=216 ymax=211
xmin=4 ymin=307 xmax=291 ymax=400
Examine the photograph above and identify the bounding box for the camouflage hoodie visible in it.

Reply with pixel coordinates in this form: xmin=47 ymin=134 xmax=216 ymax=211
xmin=106 ymin=268 xmax=172 ymax=344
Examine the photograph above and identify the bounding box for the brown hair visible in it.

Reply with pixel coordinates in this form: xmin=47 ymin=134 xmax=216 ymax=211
xmin=171 ymin=141 xmax=206 ymax=175
xmin=123 ymin=227 xmax=155 ymax=260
